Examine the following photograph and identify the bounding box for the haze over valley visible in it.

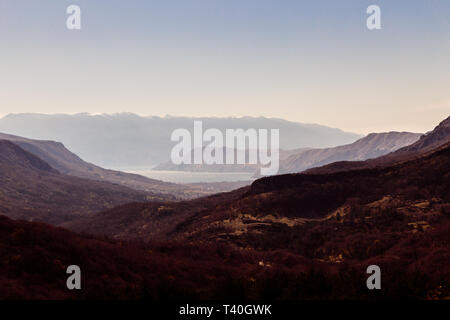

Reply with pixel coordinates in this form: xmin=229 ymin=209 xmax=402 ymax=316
xmin=1 ymin=0 xmax=450 ymax=302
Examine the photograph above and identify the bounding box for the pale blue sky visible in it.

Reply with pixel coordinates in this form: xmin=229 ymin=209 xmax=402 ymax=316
xmin=1 ymin=0 xmax=449 ymax=133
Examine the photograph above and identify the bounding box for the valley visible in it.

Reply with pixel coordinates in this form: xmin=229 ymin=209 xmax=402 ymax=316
xmin=0 ymin=115 xmax=449 ymax=300
xmin=2 ymin=0 xmax=449 ymax=305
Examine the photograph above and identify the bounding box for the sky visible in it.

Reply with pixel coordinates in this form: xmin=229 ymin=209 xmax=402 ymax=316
xmin=1 ymin=0 xmax=449 ymax=134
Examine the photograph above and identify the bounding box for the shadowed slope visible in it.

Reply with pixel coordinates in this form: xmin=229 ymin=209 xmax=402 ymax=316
xmin=0 ymin=140 xmax=153 ymax=224
xmin=0 ymin=132 xmax=200 ymax=199
xmin=65 ymin=140 xmax=450 ymax=242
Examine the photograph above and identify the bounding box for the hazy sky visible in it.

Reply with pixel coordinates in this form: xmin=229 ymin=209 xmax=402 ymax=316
xmin=1 ymin=0 xmax=449 ymax=134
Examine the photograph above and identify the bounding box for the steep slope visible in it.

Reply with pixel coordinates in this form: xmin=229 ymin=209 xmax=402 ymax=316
xmin=278 ymin=132 xmax=421 ymax=174
xmin=66 ymin=140 xmax=450 ymax=243
xmin=0 ymin=113 xmax=361 ymax=167
xmin=305 ymin=115 xmax=450 ymax=174
xmin=0 ymin=132 xmax=202 ymax=199
xmin=371 ymin=115 xmax=450 ymax=163
xmin=400 ymin=116 xmax=450 ymax=152
xmin=61 ymin=140 xmax=450 ymax=301
xmin=155 ymin=132 xmax=420 ymax=175
xmin=0 ymin=140 xmax=154 ymax=224
xmin=21 ymin=132 xmax=450 ymax=301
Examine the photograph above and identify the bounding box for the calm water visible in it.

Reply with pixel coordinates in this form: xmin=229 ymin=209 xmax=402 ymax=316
xmin=119 ymin=169 xmax=255 ymax=184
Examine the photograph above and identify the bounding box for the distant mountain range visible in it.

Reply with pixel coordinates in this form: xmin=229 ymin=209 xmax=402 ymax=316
xmin=59 ymin=116 xmax=450 ymax=300
xmin=1 ymin=114 xmax=449 ymax=300
xmin=65 ymin=115 xmax=450 ymax=242
xmin=0 ymin=113 xmax=362 ymax=168
xmin=155 ymin=132 xmax=421 ymax=174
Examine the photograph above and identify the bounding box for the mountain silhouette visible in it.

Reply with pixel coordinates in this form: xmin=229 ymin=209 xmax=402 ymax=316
xmin=0 ymin=113 xmax=362 ymax=168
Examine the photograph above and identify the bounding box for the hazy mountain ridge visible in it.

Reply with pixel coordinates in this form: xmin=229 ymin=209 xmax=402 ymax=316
xmin=154 ymin=132 xmax=419 ymax=175
xmin=305 ymin=115 xmax=450 ymax=174
xmin=0 ymin=132 xmax=205 ymax=199
xmin=65 ymin=137 xmax=450 ymax=244
xmin=2 ymin=116 xmax=450 ymax=300
xmin=278 ymin=131 xmax=422 ymax=174
xmin=387 ymin=116 xmax=450 ymax=154
xmin=0 ymin=139 xmax=161 ymax=224
xmin=63 ymin=116 xmax=450 ymax=245
xmin=0 ymin=113 xmax=362 ymax=168
xmin=60 ymin=130 xmax=450 ymax=301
